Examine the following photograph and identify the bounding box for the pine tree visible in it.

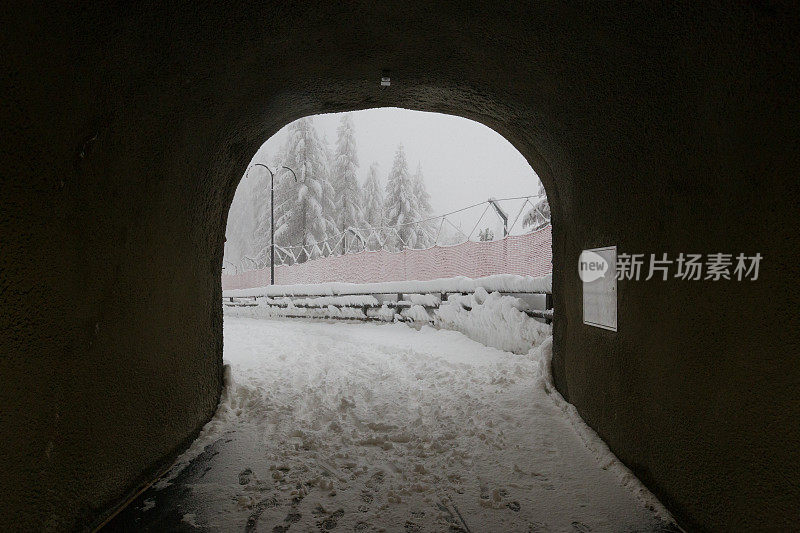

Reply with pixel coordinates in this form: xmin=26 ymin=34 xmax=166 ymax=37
xmin=384 ymin=145 xmax=420 ymax=250
xmin=322 ymin=132 xmax=336 ymax=173
xmin=274 ymin=117 xmax=336 ymax=262
xmin=478 ymin=227 xmax=495 ymax=241
xmin=361 ymin=162 xmax=384 ymax=250
xmin=319 ymin=147 xmax=337 ymax=248
xmin=411 ymin=163 xmax=435 ymax=248
xmin=332 ymin=114 xmax=364 ymax=251
xmin=523 ymin=180 xmax=551 ymax=230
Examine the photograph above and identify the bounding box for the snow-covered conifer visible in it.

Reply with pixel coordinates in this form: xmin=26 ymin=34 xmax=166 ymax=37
xmin=411 ymin=163 xmax=435 ymax=248
xmin=384 ymin=145 xmax=419 ymax=250
xmin=274 ymin=117 xmax=336 ymax=261
xmin=361 ymin=162 xmax=384 ymax=250
xmin=332 ymin=114 xmax=363 ymax=251
xmin=523 ymin=181 xmax=551 ymax=230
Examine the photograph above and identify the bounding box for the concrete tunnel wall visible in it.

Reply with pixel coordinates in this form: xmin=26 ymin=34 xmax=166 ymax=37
xmin=2 ymin=3 xmax=798 ymax=531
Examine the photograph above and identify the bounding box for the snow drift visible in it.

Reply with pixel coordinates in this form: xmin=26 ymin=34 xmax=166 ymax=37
xmin=434 ymin=287 xmax=551 ymax=354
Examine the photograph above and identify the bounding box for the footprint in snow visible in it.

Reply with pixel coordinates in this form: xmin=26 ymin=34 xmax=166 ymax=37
xmin=358 ymin=490 xmax=373 ymax=513
xmin=365 ymin=470 xmax=385 ymax=489
xmin=404 ymin=520 xmax=422 ymax=532
xmin=273 ymin=511 xmax=301 ymax=532
xmin=239 ymin=468 xmax=253 ymax=485
xmin=284 ymin=512 xmax=301 ymax=524
xmin=316 ymin=508 xmax=344 ymax=531
xmin=245 ymin=495 xmax=278 ymax=532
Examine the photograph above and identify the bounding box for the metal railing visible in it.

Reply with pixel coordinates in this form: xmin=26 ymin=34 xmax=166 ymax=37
xmin=226 ymin=195 xmax=550 ymax=274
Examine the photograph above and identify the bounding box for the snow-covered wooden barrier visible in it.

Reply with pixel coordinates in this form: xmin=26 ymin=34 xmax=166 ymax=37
xmin=223 ymin=281 xmax=553 ymax=354
xmin=223 ymin=273 xmax=551 ymax=298
xmin=222 ymin=274 xmax=553 ymax=326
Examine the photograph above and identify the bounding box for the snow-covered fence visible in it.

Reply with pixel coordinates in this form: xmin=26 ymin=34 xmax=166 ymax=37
xmin=223 ymin=280 xmax=553 ymax=353
xmin=223 ymin=273 xmax=551 ymax=298
xmin=222 ymin=225 xmax=552 ymax=290
xmin=223 ymin=274 xmax=553 ymax=326
xmin=224 ymin=289 xmax=552 ymax=323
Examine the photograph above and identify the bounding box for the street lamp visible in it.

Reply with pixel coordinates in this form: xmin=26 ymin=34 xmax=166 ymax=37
xmin=247 ymin=163 xmax=297 ymax=285
xmin=222 ymin=259 xmax=239 ymax=274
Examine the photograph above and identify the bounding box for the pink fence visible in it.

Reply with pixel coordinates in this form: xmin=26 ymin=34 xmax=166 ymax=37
xmin=222 ymin=225 xmax=552 ymax=290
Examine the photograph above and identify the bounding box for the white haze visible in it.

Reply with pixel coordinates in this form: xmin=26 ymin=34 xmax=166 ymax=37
xmin=249 ymin=108 xmax=541 ymax=228
xmin=225 ymin=109 xmax=546 ymax=267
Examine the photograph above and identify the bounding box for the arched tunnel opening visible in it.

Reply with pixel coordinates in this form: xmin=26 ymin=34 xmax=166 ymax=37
xmin=2 ymin=4 xmax=799 ymax=532
xmin=99 ymin=109 xmax=682 ymax=531
xmin=105 ymin=109 xmax=637 ymax=531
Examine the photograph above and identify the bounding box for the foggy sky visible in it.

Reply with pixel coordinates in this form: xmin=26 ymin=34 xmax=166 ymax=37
xmin=247 ymin=108 xmax=542 ymax=233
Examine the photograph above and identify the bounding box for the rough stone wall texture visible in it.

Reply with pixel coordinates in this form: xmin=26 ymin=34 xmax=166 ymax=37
xmin=1 ymin=2 xmax=798 ymax=531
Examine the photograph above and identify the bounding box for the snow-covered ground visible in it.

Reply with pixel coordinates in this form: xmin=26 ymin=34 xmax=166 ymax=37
xmin=140 ymin=317 xmax=676 ymax=532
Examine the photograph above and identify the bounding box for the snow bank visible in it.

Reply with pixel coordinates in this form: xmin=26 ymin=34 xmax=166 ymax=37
xmin=407 ymin=293 xmax=440 ymax=306
xmin=230 ymin=294 xmax=379 ymax=307
xmin=530 ymin=337 xmax=675 ymax=522
xmin=225 ymin=303 xmax=368 ymax=321
xmin=373 ymin=304 xmax=395 ymax=322
xmin=434 ymin=288 xmax=552 ymax=354
xmin=225 ymin=284 xmax=553 ymax=357
xmin=399 ymin=304 xmax=432 ymax=324
xmin=223 ymin=273 xmax=551 ymax=298
xmin=224 ymin=287 xmax=552 ymax=352
xmin=288 ymin=295 xmax=379 ymax=307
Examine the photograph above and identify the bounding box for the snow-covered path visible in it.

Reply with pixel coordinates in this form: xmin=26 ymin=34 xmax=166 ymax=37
xmin=113 ymin=317 xmax=676 ymax=532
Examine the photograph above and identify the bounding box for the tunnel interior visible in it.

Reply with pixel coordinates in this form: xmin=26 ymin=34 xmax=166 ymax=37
xmin=2 ymin=3 xmax=799 ymax=531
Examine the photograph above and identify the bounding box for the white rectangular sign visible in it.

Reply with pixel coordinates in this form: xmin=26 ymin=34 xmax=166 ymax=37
xmin=582 ymin=246 xmax=617 ymax=331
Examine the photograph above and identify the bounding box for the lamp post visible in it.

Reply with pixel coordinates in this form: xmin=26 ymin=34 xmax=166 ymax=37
xmin=247 ymin=163 xmax=297 ymax=285
xmin=222 ymin=259 xmax=239 ymax=275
